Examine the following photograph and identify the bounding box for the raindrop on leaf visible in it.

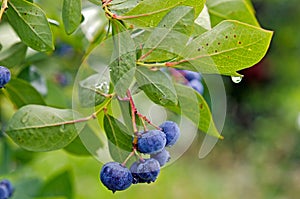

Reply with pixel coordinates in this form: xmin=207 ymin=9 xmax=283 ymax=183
xmin=231 ymin=76 xmax=243 ymax=84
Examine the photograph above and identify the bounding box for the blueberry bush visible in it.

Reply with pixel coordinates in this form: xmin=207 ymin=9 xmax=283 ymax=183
xmin=0 ymin=0 xmax=272 ymax=197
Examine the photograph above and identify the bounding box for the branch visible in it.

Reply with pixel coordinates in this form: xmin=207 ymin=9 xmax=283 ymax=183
xmin=0 ymin=0 xmax=8 ymax=21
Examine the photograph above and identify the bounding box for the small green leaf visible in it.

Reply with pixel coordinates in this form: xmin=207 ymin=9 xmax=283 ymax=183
xmin=178 ymin=20 xmax=273 ymax=76
xmin=87 ymin=0 xmax=102 ymax=5
xmin=167 ymin=84 xmax=223 ymax=139
xmin=109 ymin=0 xmax=139 ymax=15
xmin=109 ymin=19 xmax=136 ymax=97
xmin=103 ymin=114 xmax=132 ymax=152
xmin=78 ymin=74 xmax=110 ymax=107
xmin=62 ymin=0 xmax=82 ymax=34
xmin=206 ymin=0 xmax=259 ymax=27
xmin=6 ymin=105 xmax=85 ymax=151
xmin=38 ymin=170 xmax=73 ymax=199
xmin=140 ymin=6 xmax=194 ymax=62
xmin=4 ymin=78 xmax=46 ymax=108
xmin=135 ymin=67 xmax=177 ymax=106
xmin=122 ymin=0 xmax=205 ymax=27
xmin=0 ymin=42 xmax=27 ymax=68
xmin=6 ymin=0 xmax=54 ymax=51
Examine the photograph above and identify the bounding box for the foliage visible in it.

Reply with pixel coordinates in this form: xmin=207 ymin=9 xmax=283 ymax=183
xmin=0 ymin=0 xmax=272 ymax=197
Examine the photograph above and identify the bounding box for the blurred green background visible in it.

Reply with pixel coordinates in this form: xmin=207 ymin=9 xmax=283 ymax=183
xmin=1 ymin=0 xmax=300 ymax=198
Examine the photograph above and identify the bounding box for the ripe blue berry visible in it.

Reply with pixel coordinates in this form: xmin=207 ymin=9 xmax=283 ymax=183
xmin=137 ymin=130 xmax=166 ymax=154
xmin=150 ymin=148 xmax=171 ymax=166
xmin=129 ymin=161 xmax=147 ymax=184
xmin=136 ymin=158 xmax=160 ymax=183
xmin=0 ymin=66 xmax=11 ymax=88
xmin=188 ymin=79 xmax=204 ymax=94
xmin=100 ymin=162 xmax=133 ymax=193
xmin=182 ymin=70 xmax=201 ymax=81
xmin=159 ymin=121 xmax=180 ymax=146
xmin=0 ymin=184 xmax=9 ymax=199
xmin=0 ymin=180 xmax=13 ymax=197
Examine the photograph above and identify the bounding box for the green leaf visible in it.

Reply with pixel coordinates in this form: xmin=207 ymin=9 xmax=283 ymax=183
xmin=64 ymin=124 xmax=102 ymax=156
xmin=109 ymin=19 xmax=136 ymax=97
xmin=135 ymin=67 xmax=177 ymax=106
xmin=78 ymin=74 xmax=110 ymax=107
xmin=123 ymin=0 xmax=205 ymax=27
xmin=140 ymin=6 xmax=194 ymax=62
xmin=4 ymin=78 xmax=46 ymax=108
xmin=103 ymin=114 xmax=132 ymax=152
xmin=62 ymin=0 xmax=82 ymax=34
xmin=177 ymin=20 xmax=273 ymax=76
xmin=109 ymin=0 xmax=139 ymax=15
xmin=6 ymin=105 xmax=85 ymax=151
xmin=87 ymin=0 xmax=102 ymax=5
xmin=206 ymin=0 xmax=259 ymax=27
xmin=167 ymin=84 xmax=223 ymax=139
xmin=6 ymin=0 xmax=54 ymax=51
xmin=38 ymin=170 xmax=73 ymax=199
xmin=0 ymin=42 xmax=27 ymax=68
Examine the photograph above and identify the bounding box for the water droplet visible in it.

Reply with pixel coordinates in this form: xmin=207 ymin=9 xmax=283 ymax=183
xmin=231 ymin=76 xmax=243 ymax=83
xmin=60 ymin=124 xmax=66 ymax=133
xmin=95 ymin=82 xmax=109 ymax=93
xmin=21 ymin=112 xmax=29 ymax=123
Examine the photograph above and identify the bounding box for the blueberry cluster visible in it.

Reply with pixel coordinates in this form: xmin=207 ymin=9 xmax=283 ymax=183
xmin=179 ymin=70 xmax=204 ymax=94
xmin=0 ymin=180 xmax=14 ymax=199
xmin=100 ymin=121 xmax=180 ymax=193
xmin=0 ymin=66 xmax=11 ymax=88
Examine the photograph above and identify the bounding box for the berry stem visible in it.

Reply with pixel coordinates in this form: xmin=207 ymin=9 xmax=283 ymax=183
xmin=127 ymin=90 xmax=139 ymax=145
xmin=0 ymin=0 xmax=8 ymax=21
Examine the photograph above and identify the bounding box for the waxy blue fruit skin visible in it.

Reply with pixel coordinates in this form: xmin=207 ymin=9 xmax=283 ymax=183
xmin=136 ymin=158 xmax=160 ymax=183
xmin=0 ymin=66 xmax=11 ymax=88
xmin=0 ymin=180 xmax=13 ymax=197
xmin=137 ymin=130 xmax=166 ymax=154
xmin=188 ymin=79 xmax=204 ymax=94
xmin=0 ymin=185 xmax=9 ymax=199
xmin=182 ymin=70 xmax=201 ymax=81
xmin=129 ymin=161 xmax=147 ymax=184
xmin=150 ymin=148 xmax=171 ymax=166
xmin=100 ymin=162 xmax=133 ymax=193
xmin=159 ymin=121 xmax=180 ymax=146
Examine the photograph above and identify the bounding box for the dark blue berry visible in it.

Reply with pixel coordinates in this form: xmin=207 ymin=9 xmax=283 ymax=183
xmin=100 ymin=162 xmax=133 ymax=193
xmin=129 ymin=161 xmax=147 ymax=184
xmin=137 ymin=130 xmax=166 ymax=154
xmin=188 ymin=79 xmax=204 ymax=94
xmin=0 ymin=185 xmax=9 ymax=199
xmin=182 ymin=70 xmax=201 ymax=81
xmin=0 ymin=66 xmax=11 ymax=88
xmin=136 ymin=158 xmax=160 ymax=183
xmin=159 ymin=121 xmax=180 ymax=146
xmin=0 ymin=180 xmax=13 ymax=197
xmin=150 ymin=148 xmax=171 ymax=166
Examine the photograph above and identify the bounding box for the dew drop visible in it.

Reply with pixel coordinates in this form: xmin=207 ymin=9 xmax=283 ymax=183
xmin=21 ymin=112 xmax=29 ymax=124
xmin=60 ymin=124 xmax=66 ymax=133
xmin=231 ymin=76 xmax=243 ymax=84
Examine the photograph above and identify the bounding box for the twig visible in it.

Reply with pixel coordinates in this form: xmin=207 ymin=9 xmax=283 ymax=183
xmin=0 ymin=0 xmax=8 ymax=21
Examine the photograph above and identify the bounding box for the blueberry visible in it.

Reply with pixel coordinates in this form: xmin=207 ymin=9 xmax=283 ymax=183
xmin=188 ymin=79 xmax=204 ymax=94
xmin=150 ymin=148 xmax=171 ymax=166
xmin=0 ymin=185 xmax=9 ymax=199
xmin=182 ymin=70 xmax=201 ymax=81
xmin=129 ymin=161 xmax=147 ymax=184
xmin=0 ymin=180 xmax=14 ymax=197
xmin=136 ymin=158 xmax=160 ymax=183
xmin=137 ymin=130 xmax=166 ymax=154
xmin=100 ymin=162 xmax=133 ymax=193
xmin=159 ymin=121 xmax=180 ymax=146
xmin=0 ymin=66 xmax=11 ymax=88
